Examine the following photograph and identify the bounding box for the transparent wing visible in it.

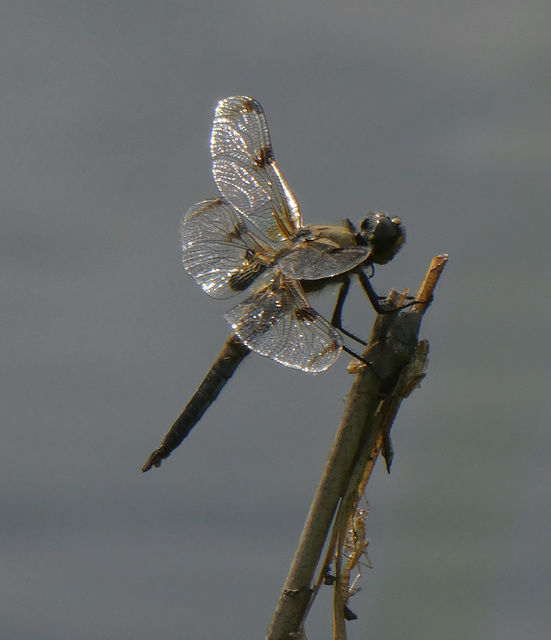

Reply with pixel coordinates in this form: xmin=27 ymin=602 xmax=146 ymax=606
xmin=224 ymin=277 xmax=342 ymax=373
xmin=211 ymin=96 xmax=302 ymax=243
xmin=278 ymin=243 xmax=369 ymax=280
xmin=181 ymin=198 xmax=274 ymax=300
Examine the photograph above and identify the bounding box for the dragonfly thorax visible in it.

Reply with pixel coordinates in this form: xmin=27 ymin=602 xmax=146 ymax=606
xmin=304 ymin=222 xmax=359 ymax=249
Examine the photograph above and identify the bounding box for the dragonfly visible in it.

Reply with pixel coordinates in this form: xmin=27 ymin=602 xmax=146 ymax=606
xmin=142 ymin=96 xmax=405 ymax=472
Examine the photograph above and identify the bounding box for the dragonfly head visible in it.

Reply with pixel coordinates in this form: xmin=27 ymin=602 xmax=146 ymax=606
xmin=358 ymin=212 xmax=405 ymax=265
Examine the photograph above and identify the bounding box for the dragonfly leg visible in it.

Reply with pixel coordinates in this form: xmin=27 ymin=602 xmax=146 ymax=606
xmin=330 ymin=278 xmax=367 ymax=346
xmin=360 ymin=271 xmax=431 ymax=312
xmin=341 ymin=345 xmax=383 ymax=381
xmin=342 ymin=335 xmax=399 ymax=382
xmin=357 ymin=270 xmax=392 ymax=314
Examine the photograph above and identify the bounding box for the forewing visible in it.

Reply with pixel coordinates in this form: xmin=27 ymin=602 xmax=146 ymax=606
xmin=181 ymin=198 xmax=274 ymax=300
xmin=278 ymin=243 xmax=369 ymax=280
xmin=224 ymin=277 xmax=342 ymax=373
xmin=211 ymin=96 xmax=302 ymax=242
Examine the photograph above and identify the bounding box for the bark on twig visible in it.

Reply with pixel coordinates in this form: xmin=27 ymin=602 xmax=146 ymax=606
xmin=266 ymin=255 xmax=448 ymax=640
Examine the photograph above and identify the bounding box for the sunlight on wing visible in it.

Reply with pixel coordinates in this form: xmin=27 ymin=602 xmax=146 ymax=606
xmin=224 ymin=277 xmax=342 ymax=373
xmin=211 ymin=96 xmax=302 ymax=243
xmin=278 ymin=243 xmax=369 ymax=280
xmin=181 ymin=198 xmax=274 ymax=300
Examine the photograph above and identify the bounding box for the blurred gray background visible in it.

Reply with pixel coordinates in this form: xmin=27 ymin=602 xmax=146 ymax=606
xmin=3 ymin=2 xmax=550 ymax=638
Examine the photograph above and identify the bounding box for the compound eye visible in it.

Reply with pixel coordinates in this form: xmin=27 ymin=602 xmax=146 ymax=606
xmin=359 ymin=217 xmax=372 ymax=233
xmin=391 ymin=217 xmax=402 ymax=227
xmin=374 ymin=216 xmax=397 ymax=242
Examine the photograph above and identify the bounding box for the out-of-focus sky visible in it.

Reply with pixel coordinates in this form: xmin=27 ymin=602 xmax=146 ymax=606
xmin=3 ymin=2 xmax=550 ymax=638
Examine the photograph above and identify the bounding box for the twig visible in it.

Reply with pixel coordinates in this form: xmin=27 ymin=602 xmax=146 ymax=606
xmin=266 ymin=255 xmax=448 ymax=640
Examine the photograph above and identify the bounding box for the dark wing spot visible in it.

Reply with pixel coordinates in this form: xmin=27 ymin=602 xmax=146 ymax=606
xmin=226 ymin=221 xmax=248 ymax=241
xmin=256 ymin=145 xmax=273 ymax=167
xmin=240 ymin=100 xmax=257 ymax=113
xmin=294 ymin=308 xmax=317 ymax=324
xmin=228 ymin=263 xmax=267 ymax=292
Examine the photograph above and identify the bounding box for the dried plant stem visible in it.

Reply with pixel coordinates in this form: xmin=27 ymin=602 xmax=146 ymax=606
xmin=266 ymin=255 xmax=448 ymax=640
